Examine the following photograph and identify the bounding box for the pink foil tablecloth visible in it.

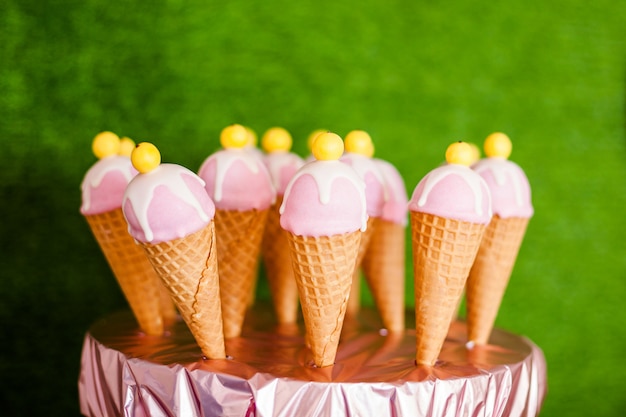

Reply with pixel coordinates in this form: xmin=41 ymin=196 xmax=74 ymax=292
xmin=79 ymin=306 xmax=546 ymax=417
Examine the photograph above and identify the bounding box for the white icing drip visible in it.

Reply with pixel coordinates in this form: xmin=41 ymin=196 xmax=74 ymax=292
xmin=417 ymin=164 xmax=485 ymax=216
xmin=474 ymin=158 xmax=525 ymax=207
xmin=266 ymin=152 xmax=303 ymax=193
xmin=212 ymin=149 xmax=262 ymax=202
xmin=343 ymin=153 xmax=389 ymax=202
xmin=124 ymin=164 xmax=209 ymax=242
xmin=81 ymin=156 xmax=134 ymax=212
xmin=280 ymin=160 xmax=368 ymax=232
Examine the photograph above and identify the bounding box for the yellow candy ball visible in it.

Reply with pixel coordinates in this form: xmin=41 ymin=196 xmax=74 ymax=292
xmin=307 ymin=129 xmax=327 ymax=151
xmin=92 ymin=131 xmax=120 ymax=159
xmin=118 ymin=137 xmax=136 ymax=157
xmin=468 ymin=142 xmax=481 ymax=164
xmin=245 ymin=126 xmax=258 ymax=147
xmin=220 ymin=124 xmax=249 ymax=149
xmin=262 ymin=127 xmax=292 ymax=153
xmin=131 ymin=142 xmax=161 ymax=173
xmin=344 ymin=130 xmax=374 ymax=157
xmin=445 ymin=141 xmax=475 ymax=166
xmin=312 ymin=132 xmax=344 ymax=161
xmin=484 ymin=132 xmax=512 ymax=159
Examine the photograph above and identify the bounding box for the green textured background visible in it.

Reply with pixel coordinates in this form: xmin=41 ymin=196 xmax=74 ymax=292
xmin=1 ymin=0 xmax=625 ymax=415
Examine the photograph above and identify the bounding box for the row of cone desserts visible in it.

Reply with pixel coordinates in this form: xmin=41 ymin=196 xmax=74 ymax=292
xmin=81 ymin=126 xmax=532 ymax=367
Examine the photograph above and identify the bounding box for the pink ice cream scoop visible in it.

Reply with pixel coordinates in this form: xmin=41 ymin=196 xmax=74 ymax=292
xmin=123 ymin=163 xmax=216 ymax=244
xmin=198 ymin=148 xmax=275 ymax=211
xmin=341 ymin=153 xmax=386 ymax=218
xmin=472 ymin=158 xmax=533 ymax=218
xmin=409 ymin=162 xmax=492 ymax=224
xmin=280 ymin=160 xmax=367 ymax=237
xmin=264 ymin=152 xmax=305 ymax=196
xmin=373 ymin=158 xmax=408 ymax=226
xmin=81 ymin=156 xmax=137 ymax=215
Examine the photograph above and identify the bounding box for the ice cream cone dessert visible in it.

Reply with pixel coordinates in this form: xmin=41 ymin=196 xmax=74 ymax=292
xmin=466 ymin=133 xmax=533 ymax=345
xmin=409 ymin=141 xmax=492 ymax=366
xmin=361 ymin=158 xmax=409 ymax=332
xmin=81 ymin=132 xmax=175 ymax=336
xmin=280 ymin=132 xmax=368 ymax=367
xmin=198 ymin=124 xmax=276 ymax=338
xmin=122 ymin=142 xmax=226 ymax=359
xmin=260 ymin=127 xmax=305 ymax=324
xmin=340 ymin=130 xmax=386 ymax=317
xmin=449 ymin=142 xmax=481 ymax=322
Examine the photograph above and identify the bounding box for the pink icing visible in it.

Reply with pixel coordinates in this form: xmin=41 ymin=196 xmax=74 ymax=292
xmin=80 ymin=156 xmax=137 ymax=215
xmin=198 ymin=149 xmax=275 ymax=211
xmin=280 ymin=161 xmax=367 ymax=237
xmin=472 ymin=158 xmax=533 ymax=218
xmin=373 ymin=158 xmax=408 ymax=225
xmin=122 ymin=164 xmax=215 ymax=243
xmin=264 ymin=152 xmax=304 ymax=195
xmin=341 ymin=153 xmax=386 ymax=218
xmin=409 ymin=164 xmax=492 ymax=224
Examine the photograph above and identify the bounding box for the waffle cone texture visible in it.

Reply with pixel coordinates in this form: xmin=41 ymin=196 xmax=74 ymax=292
xmin=215 ymin=208 xmax=268 ymax=338
xmin=261 ymin=197 xmax=299 ymax=324
xmin=286 ymin=230 xmax=361 ymax=367
xmin=85 ymin=208 xmax=175 ymax=336
xmin=411 ymin=211 xmax=485 ymax=366
xmin=362 ymin=218 xmax=406 ymax=332
xmin=466 ymin=215 xmax=529 ymax=345
xmin=140 ymin=221 xmax=226 ymax=359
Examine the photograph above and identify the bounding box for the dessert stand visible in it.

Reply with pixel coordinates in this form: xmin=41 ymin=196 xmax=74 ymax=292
xmin=79 ymin=306 xmax=546 ymax=417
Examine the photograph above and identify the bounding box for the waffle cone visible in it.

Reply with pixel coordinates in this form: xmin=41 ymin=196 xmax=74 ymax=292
xmin=157 ymin=281 xmax=178 ymax=324
xmin=466 ymin=215 xmax=529 ymax=345
xmin=346 ymin=217 xmax=376 ymax=316
xmin=215 ymin=208 xmax=268 ymax=338
xmin=261 ymin=197 xmax=299 ymax=324
xmin=410 ymin=212 xmax=485 ymax=366
xmin=85 ymin=208 xmax=166 ymax=336
xmin=140 ymin=222 xmax=226 ymax=359
xmin=346 ymin=273 xmax=361 ymax=317
xmin=361 ymin=218 xmax=406 ymax=332
xmin=287 ymin=230 xmax=361 ymax=367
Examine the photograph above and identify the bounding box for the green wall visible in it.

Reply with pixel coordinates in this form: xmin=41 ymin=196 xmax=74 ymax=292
xmin=1 ymin=0 xmax=625 ymax=415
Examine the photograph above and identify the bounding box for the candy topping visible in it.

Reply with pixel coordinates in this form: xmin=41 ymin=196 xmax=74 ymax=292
xmin=280 ymin=158 xmax=368 ymax=236
xmin=312 ymin=132 xmax=343 ymax=161
xmin=131 ymin=142 xmax=161 ymax=174
xmin=373 ymin=159 xmax=408 ymax=225
xmin=245 ymin=126 xmax=258 ymax=147
xmin=484 ymin=132 xmax=512 ymax=159
xmin=221 ymin=124 xmax=249 ymax=149
xmin=198 ymin=128 xmax=276 ymax=210
xmin=445 ymin=141 xmax=475 ymax=166
xmin=80 ymin=156 xmax=137 ymax=215
xmin=468 ymin=142 xmax=481 ymax=165
xmin=118 ymin=137 xmax=136 ymax=157
xmin=344 ymin=130 xmax=374 ymax=157
xmin=307 ymin=129 xmax=327 ymax=151
xmin=123 ymin=163 xmax=215 ymax=243
xmin=262 ymin=127 xmax=292 ymax=153
xmin=92 ymin=131 xmax=120 ymax=159
xmin=472 ymin=133 xmax=533 ymax=218
xmin=409 ymin=141 xmax=492 ymax=224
